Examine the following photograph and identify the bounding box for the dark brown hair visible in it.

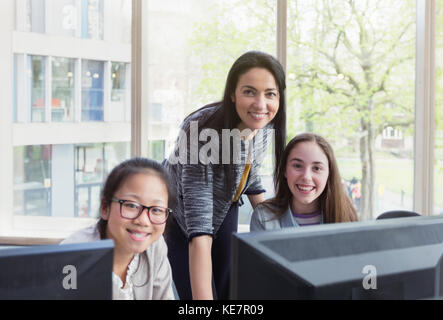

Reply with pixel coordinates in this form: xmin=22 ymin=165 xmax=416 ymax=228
xmin=182 ymin=51 xmax=286 ymax=195
xmin=262 ymin=133 xmax=358 ymax=223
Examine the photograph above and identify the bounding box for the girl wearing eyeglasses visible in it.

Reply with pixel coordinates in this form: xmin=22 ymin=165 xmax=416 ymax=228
xmin=62 ymin=157 xmax=176 ymax=300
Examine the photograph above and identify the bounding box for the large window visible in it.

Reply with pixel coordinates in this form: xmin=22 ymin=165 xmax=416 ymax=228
xmin=2 ymin=0 xmax=131 ymax=238
xmin=286 ymin=0 xmax=416 ymax=220
xmin=13 ymin=142 xmax=130 ymax=219
xmin=146 ymin=0 xmax=276 ymax=225
xmin=1 ymin=0 xmax=442 ymax=240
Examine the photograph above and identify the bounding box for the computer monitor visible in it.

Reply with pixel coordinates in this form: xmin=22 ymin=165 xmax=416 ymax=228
xmin=231 ymin=215 xmax=443 ymax=299
xmin=0 ymin=239 xmax=114 ymax=300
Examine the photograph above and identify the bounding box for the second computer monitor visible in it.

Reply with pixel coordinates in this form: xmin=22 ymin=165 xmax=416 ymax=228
xmin=231 ymin=216 xmax=443 ymax=299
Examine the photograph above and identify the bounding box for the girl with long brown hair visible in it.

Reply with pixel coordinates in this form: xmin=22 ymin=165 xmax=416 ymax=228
xmin=250 ymin=133 xmax=358 ymax=231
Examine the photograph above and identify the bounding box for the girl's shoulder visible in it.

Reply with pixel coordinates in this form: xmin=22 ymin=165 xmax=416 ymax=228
xmin=253 ymin=202 xmax=281 ymax=220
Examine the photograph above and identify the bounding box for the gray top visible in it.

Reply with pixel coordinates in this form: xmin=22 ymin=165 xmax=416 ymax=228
xmin=164 ymin=104 xmax=272 ymax=239
xmin=61 ymin=225 xmax=175 ymax=300
xmin=250 ymin=203 xmax=324 ymax=231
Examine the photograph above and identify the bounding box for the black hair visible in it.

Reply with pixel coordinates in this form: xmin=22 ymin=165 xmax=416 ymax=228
xmin=97 ymin=157 xmax=175 ymax=288
xmin=97 ymin=157 xmax=176 ymax=239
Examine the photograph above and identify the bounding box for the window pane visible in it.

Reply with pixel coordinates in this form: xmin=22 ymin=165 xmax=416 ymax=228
xmin=13 ymin=145 xmax=52 ymax=216
xmin=29 ymin=55 xmax=46 ymax=122
xmin=104 ymin=142 xmax=131 ymax=175
xmin=81 ymin=0 xmax=103 ymax=40
xmin=82 ymin=59 xmax=104 ymax=121
xmin=7 ymin=2 xmax=132 ymax=228
xmin=109 ymin=62 xmax=129 ymax=121
xmin=287 ymin=0 xmax=416 ymax=220
xmin=75 ymin=142 xmax=130 ymax=218
xmin=52 ymin=57 xmax=75 ymax=122
xmin=148 ymin=140 xmax=165 ymax=162
xmin=434 ymin=0 xmax=443 ymax=215
xmin=109 ymin=0 xmax=131 ymax=44
xmin=26 ymin=0 xmax=45 ymax=33
xmin=50 ymin=0 xmax=77 ymax=37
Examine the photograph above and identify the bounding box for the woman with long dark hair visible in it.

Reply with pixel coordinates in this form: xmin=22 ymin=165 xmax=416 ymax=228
xmin=250 ymin=133 xmax=358 ymax=231
xmin=163 ymin=51 xmax=286 ymax=300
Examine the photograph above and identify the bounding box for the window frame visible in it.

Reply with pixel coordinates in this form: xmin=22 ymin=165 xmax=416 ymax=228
xmin=414 ymin=0 xmax=435 ymax=216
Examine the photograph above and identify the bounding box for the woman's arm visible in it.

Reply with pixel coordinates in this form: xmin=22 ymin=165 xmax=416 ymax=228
xmin=248 ymin=193 xmax=265 ymax=209
xmin=189 ymin=235 xmax=214 ymax=300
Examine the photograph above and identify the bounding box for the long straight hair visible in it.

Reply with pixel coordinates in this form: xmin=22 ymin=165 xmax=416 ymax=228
xmin=262 ymin=133 xmax=358 ymax=223
xmin=183 ymin=51 xmax=286 ymax=194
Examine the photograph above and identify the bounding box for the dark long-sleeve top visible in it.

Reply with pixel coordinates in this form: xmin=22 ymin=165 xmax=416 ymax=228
xmin=164 ymin=104 xmax=272 ymax=240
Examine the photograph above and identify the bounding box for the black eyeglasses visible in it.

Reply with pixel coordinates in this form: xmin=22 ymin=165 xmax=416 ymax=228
xmin=111 ymin=197 xmax=171 ymax=225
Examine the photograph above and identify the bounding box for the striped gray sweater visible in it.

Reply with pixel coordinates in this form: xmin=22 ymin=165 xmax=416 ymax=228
xmin=164 ymin=104 xmax=272 ymax=239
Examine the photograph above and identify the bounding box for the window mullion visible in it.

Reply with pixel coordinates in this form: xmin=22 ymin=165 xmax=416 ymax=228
xmin=276 ymin=0 xmax=287 ymax=73
xmin=131 ymin=0 xmax=149 ymax=158
xmin=414 ymin=0 xmax=435 ymax=215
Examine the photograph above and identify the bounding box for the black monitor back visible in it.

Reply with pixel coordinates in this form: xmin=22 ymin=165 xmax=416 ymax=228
xmin=231 ymin=216 xmax=443 ymax=299
xmin=0 ymin=239 xmax=114 ymax=300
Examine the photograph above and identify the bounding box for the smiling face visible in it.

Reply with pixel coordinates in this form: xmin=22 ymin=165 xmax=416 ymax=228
xmin=232 ymin=67 xmax=280 ymax=132
xmin=100 ymin=172 xmax=168 ymax=258
xmin=285 ymin=141 xmax=330 ymax=214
